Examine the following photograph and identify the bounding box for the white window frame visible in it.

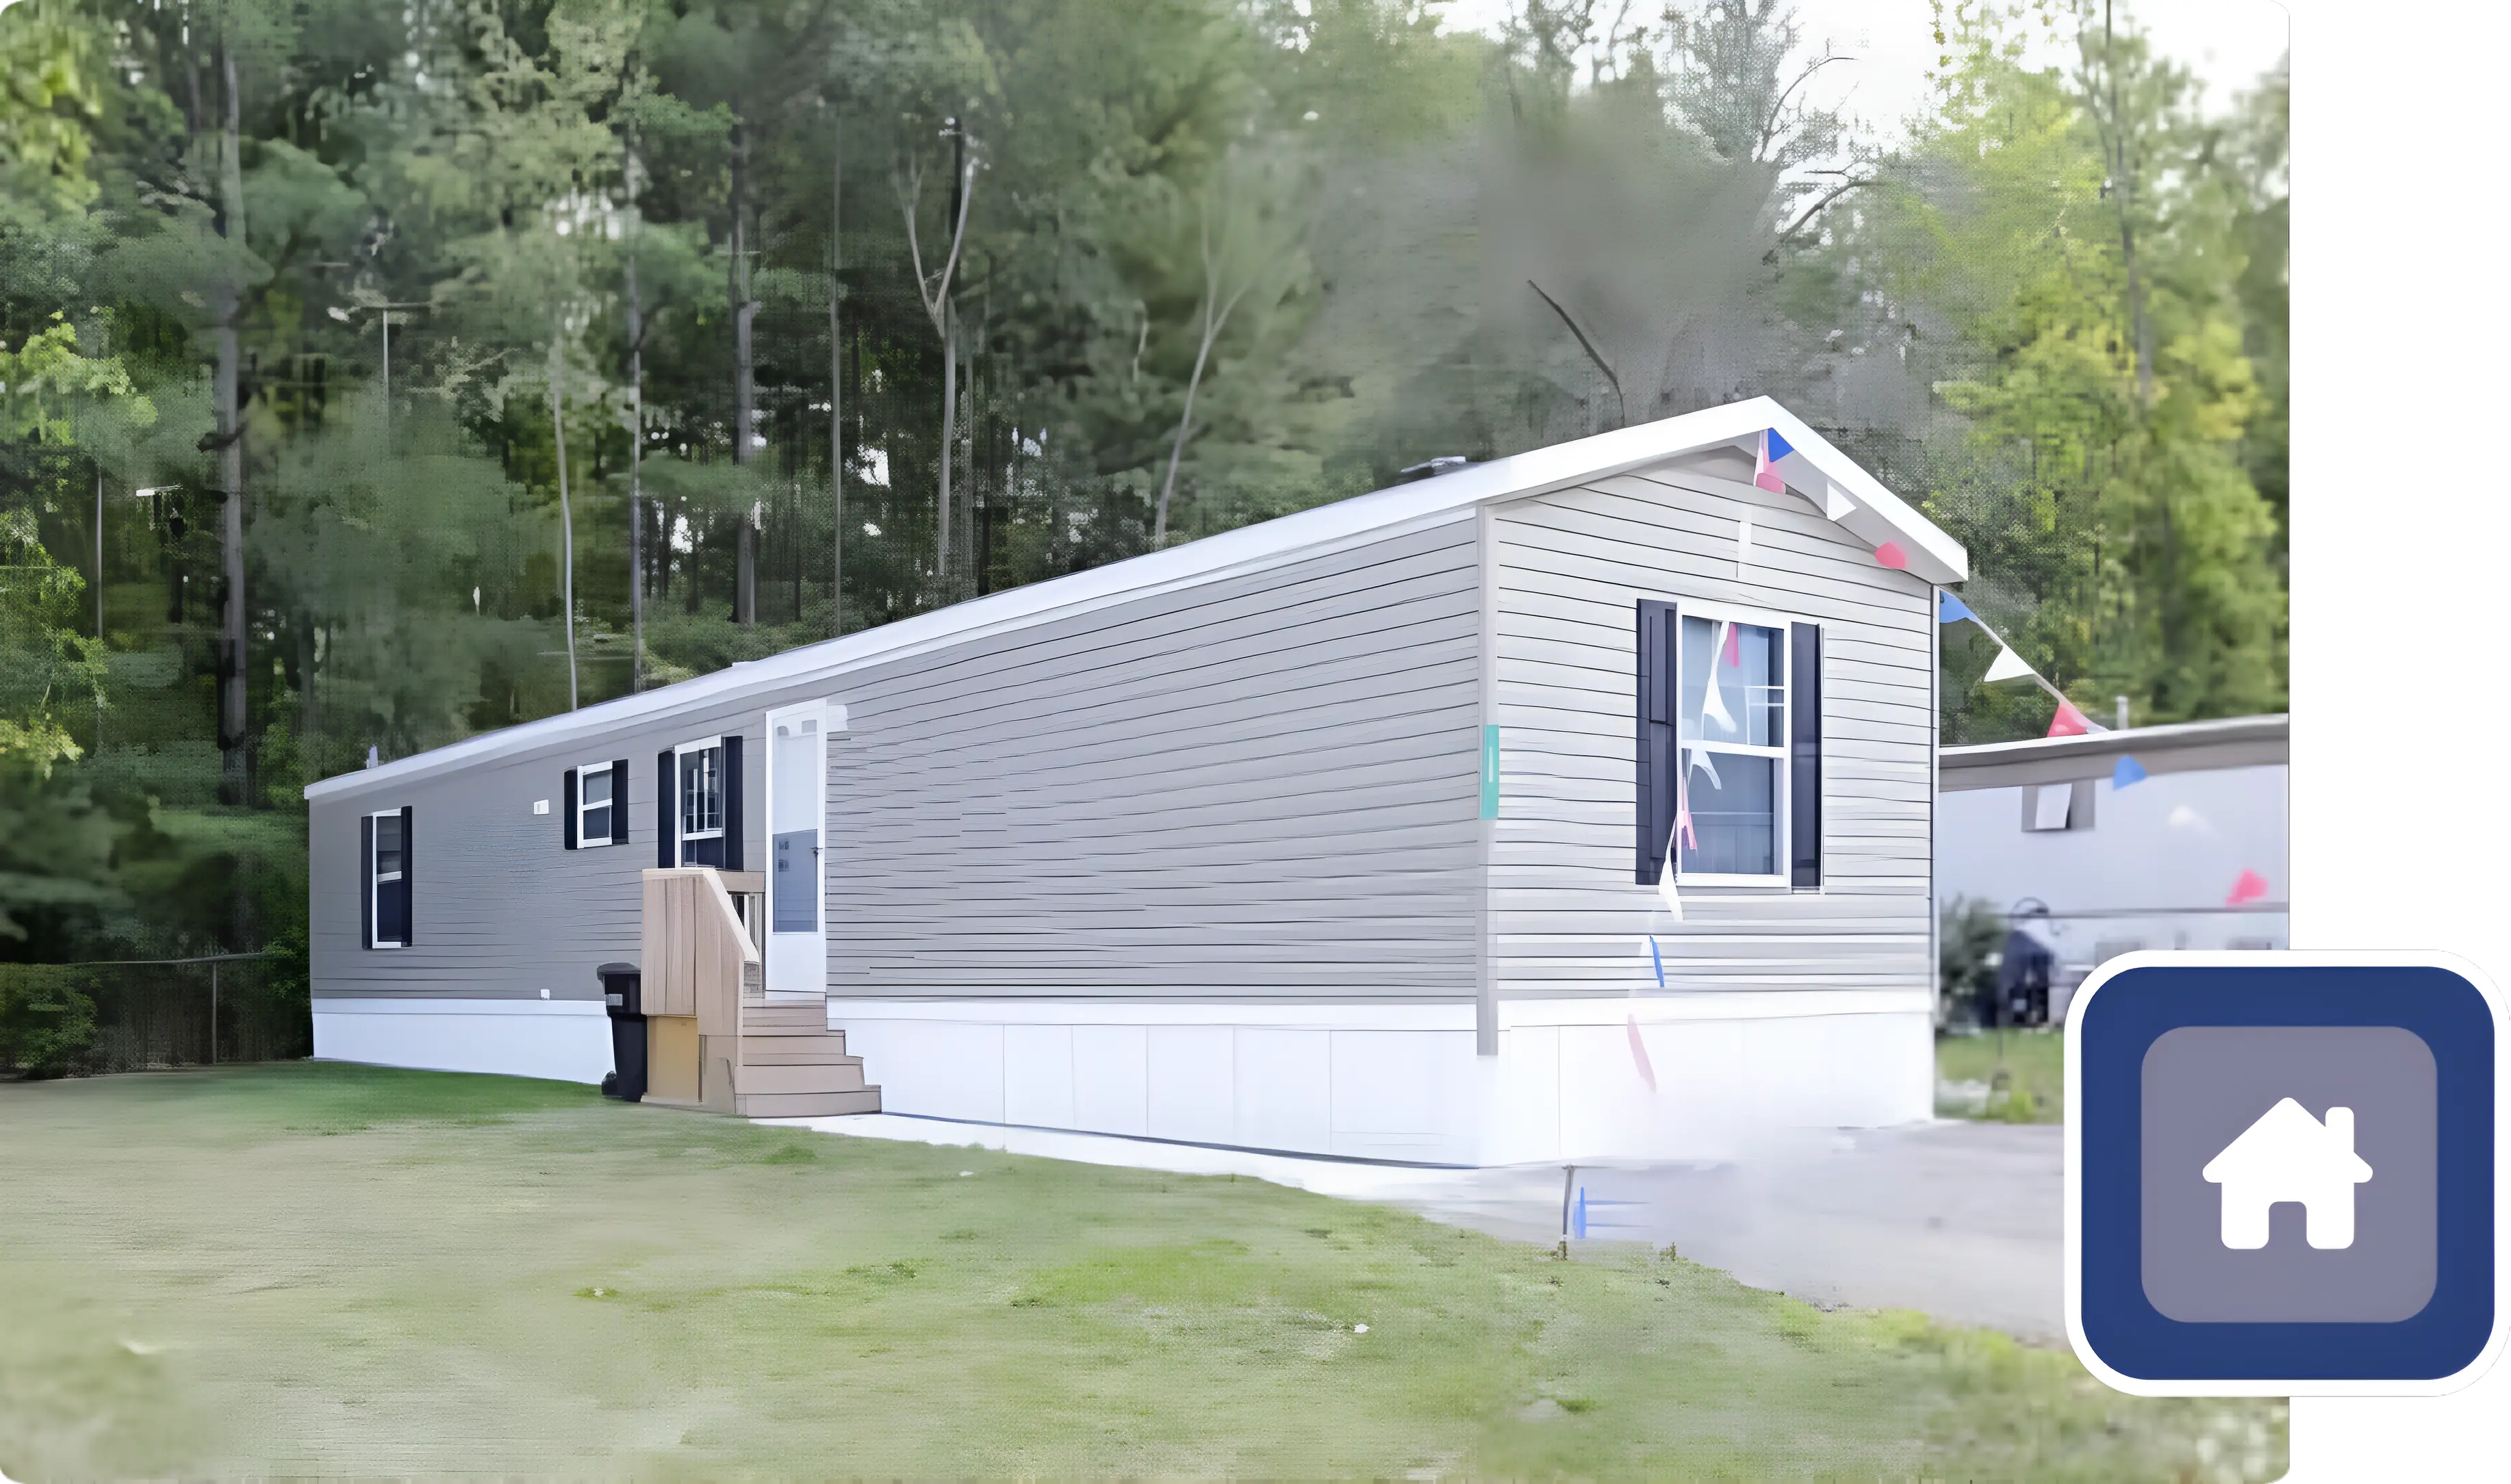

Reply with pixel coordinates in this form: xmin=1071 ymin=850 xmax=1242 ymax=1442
xmin=673 ymin=736 xmax=725 ymax=864
xmin=1674 ymin=598 xmax=1795 ymax=889
xmin=573 ymin=757 xmax=617 ymax=849
xmin=369 ymin=808 xmax=407 ymax=950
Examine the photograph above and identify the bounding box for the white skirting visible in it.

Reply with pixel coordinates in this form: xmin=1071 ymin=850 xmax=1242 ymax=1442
xmin=312 ymin=997 xmax=615 ymax=1085
xmin=831 ymin=992 xmax=1934 ymax=1166
xmin=305 ymin=991 xmax=1933 ymax=1163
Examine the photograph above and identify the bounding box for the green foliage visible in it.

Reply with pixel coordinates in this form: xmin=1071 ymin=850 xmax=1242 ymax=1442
xmin=1862 ymin=1 xmax=2287 ymax=737
xmin=0 ymin=1 xmax=2285 ymax=990
xmin=1937 ymin=895 xmax=2006 ymax=1024
xmin=0 ymin=962 xmax=99 ymax=1075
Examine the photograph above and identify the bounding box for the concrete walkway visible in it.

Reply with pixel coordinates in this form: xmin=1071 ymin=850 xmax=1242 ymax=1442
xmin=769 ymin=1113 xmax=2065 ymax=1343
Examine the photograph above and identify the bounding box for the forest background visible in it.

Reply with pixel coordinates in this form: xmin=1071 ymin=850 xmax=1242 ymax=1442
xmin=0 ymin=0 xmax=2285 ymax=1006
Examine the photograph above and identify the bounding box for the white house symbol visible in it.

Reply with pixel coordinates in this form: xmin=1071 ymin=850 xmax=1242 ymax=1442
xmin=2200 ymin=1098 xmax=2375 ymax=1250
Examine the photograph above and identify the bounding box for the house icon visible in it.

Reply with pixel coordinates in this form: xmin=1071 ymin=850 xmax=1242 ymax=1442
xmin=2200 ymin=1097 xmax=2375 ymax=1250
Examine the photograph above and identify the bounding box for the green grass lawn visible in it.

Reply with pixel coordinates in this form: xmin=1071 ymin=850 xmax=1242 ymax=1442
xmin=0 ymin=1064 xmax=2278 ymax=1479
xmin=1939 ymin=1027 xmax=2069 ymax=1123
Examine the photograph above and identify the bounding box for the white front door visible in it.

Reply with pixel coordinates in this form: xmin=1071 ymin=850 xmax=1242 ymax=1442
xmin=764 ymin=702 xmax=827 ymax=996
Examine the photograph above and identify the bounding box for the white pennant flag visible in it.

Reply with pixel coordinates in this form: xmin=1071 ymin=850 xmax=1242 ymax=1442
xmin=1700 ymin=621 xmax=1737 ymax=731
xmin=1982 ymin=645 xmax=2036 ymax=683
xmin=1685 ymin=745 xmax=1722 ymax=790
xmin=1657 ymin=841 xmax=1684 ymax=921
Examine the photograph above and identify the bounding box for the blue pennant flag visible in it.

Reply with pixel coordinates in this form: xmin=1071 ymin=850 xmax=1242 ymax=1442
xmin=2113 ymin=754 xmax=2147 ymax=790
xmin=1647 ymin=935 xmax=1666 ymax=988
xmin=1938 ymin=591 xmax=1976 ymax=624
xmin=1765 ymin=428 xmax=1794 ymax=464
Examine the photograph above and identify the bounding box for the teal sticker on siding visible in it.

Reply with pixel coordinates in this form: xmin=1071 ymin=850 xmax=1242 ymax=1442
xmin=1481 ymin=725 xmax=1500 ymax=819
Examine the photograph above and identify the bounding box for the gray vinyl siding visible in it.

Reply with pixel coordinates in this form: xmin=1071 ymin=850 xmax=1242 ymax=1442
xmin=1490 ymin=448 xmax=1936 ymax=999
xmin=310 ymin=516 xmax=1486 ymax=1006
xmin=309 ymin=700 xmax=776 ymax=1003
xmin=822 ymin=517 xmax=1482 ymax=999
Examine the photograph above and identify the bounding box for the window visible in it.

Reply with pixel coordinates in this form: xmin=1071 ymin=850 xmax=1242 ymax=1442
xmin=2093 ymin=938 xmax=2145 ymax=967
xmin=364 ymin=807 xmax=412 ymax=949
xmin=681 ymin=745 xmax=723 ymax=841
xmin=2022 ymin=781 xmax=2095 ymax=832
xmin=1637 ymin=602 xmax=1822 ymax=888
xmin=665 ymin=736 xmax=742 ymax=869
xmin=564 ymin=759 xmax=628 ymax=849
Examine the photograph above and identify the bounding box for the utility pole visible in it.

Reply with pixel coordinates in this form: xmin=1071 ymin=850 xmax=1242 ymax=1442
xmin=326 ymin=300 xmax=429 ymax=437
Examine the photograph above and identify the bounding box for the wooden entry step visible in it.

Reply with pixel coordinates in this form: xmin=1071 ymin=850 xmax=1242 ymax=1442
xmin=641 ymin=866 xmax=882 ymax=1120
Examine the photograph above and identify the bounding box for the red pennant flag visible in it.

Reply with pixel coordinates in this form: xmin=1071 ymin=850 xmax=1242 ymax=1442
xmin=1627 ymin=1014 xmax=1657 ymax=1092
xmin=1722 ymin=622 xmax=1742 ymax=668
xmin=2226 ymin=869 xmax=2270 ymax=907
xmin=1875 ymin=541 xmax=1909 ymax=570
xmin=2048 ymin=700 xmax=2092 ymax=738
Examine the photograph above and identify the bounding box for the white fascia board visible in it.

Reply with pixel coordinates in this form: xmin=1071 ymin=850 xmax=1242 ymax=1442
xmin=309 ymin=396 xmax=1965 ymax=802
xmin=1753 ymin=400 xmax=1968 ymax=585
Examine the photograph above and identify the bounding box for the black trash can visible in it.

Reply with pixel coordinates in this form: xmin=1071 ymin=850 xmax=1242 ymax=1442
xmin=598 ymin=962 xmax=646 ymax=1102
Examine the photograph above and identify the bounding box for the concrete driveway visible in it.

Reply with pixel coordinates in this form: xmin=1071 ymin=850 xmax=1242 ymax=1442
xmin=1377 ymin=1121 xmax=2065 ymax=1342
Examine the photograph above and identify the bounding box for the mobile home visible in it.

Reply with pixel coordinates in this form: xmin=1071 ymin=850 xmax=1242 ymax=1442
xmin=1937 ymin=713 xmax=2289 ymax=1021
xmin=307 ymin=396 xmax=1965 ymax=1165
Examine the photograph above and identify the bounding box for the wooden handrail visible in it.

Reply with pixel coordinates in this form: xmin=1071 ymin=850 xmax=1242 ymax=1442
xmin=640 ymin=867 xmax=761 ymax=1034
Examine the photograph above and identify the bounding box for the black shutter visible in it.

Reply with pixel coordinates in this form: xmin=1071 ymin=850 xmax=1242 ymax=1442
xmin=611 ymin=760 xmax=630 ymax=845
xmin=722 ymin=734 xmax=745 ymax=871
xmin=563 ymin=767 xmax=579 ymax=849
xmin=360 ymin=814 xmax=374 ymax=950
xmin=1789 ymin=622 xmax=1823 ymax=888
xmin=1635 ymin=600 xmax=1679 ymax=882
xmin=657 ymin=748 xmax=676 ymax=867
xmin=399 ymin=805 xmax=416 ymax=945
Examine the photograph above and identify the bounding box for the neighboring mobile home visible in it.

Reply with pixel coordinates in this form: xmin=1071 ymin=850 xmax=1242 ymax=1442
xmin=307 ymin=397 xmax=1964 ymax=1165
xmin=1937 ymin=713 xmax=2289 ymax=1023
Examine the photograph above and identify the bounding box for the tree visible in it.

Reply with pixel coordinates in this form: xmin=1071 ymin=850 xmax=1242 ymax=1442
xmin=895 ymin=117 xmax=975 ymax=585
xmin=1151 ymin=146 xmax=1308 ymax=546
xmin=1851 ymin=1 xmax=2286 ymax=733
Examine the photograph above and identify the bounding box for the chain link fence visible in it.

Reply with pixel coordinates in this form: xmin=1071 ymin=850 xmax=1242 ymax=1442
xmin=0 ymin=954 xmax=308 ymax=1077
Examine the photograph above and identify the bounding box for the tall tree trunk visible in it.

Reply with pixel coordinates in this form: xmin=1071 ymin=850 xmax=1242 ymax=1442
xmin=551 ymin=335 xmax=578 ymax=711
xmin=216 ymin=41 xmax=249 ymax=803
xmin=830 ymin=113 xmax=844 ymax=637
xmin=935 ymin=123 xmax=966 ymax=587
xmin=1155 ymin=208 xmax=1255 ymax=546
xmin=2104 ymin=1 xmax=2153 ymax=409
xmin=93 ymin=463 xmax=105 ymax=754
xmin=730 ymin=119 xmax=760 ymax=625
xmin=937 ymin=306 xmax=955 ymax=583
xmin=626 ymin=194 xmax=646 ymax=691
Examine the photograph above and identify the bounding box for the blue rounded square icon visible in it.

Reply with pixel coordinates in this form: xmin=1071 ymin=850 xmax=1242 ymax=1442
xmin=2065 ymin=952 xmax=2505 ymax=1396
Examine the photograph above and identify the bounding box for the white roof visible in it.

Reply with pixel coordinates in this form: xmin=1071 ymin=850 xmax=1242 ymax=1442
xmin=309 ymin=396 xmax=1963 ymax=801
xmin=1939 ymin=715 xmax=2287 ymax=792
